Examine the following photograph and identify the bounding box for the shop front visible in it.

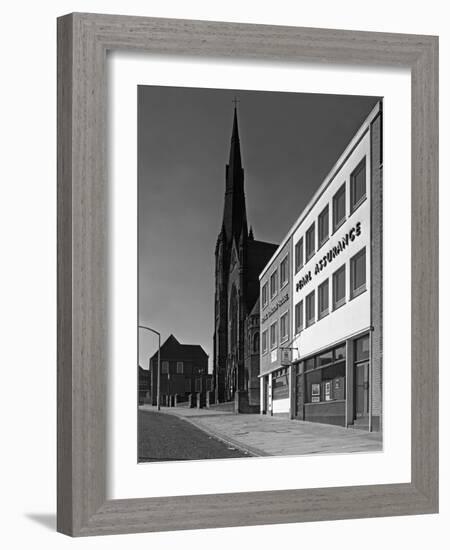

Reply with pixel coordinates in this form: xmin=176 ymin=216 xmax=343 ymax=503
xmin=293 ymin=332 xmax=373 ymax=429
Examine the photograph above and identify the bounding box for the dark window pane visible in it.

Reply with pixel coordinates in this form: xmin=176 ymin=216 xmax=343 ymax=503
xmin=318 ymin=279 xmax=329 ymax=318
xmin=351 ymin=248 xmax=366 ymax=297
xmin=306 ymin=223 xmax=315 ymax=261
xmin=318 ymin=205 xmax=329 ymax=247
xmin=295 ymin=238 xmax=303 ymax=272
xmin=333 ymin=265 xmax=346 ymax=308
xmin=334 ymin=345 xmax=346 ymax=361
xmin=306 ymin=291 xmax=315 ymax=326
xmin=351 ymin=158 xmax=366 ymax=211
xmin=333 ymin=183 xmax=346 ymax=231
xmin=355 ymin=335 xmax=369 ymax=361
xmin=317 ymin=350 xmax=333 ymax=366
xmin=295 ymin=301 xmax=303 ymax=333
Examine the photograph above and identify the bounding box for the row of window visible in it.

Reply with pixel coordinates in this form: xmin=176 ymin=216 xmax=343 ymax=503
xmin=261 ymin=308 xmax=290 ymax=354
xmin=262 ymin=253 xmax=289 ymax=308
xmin=295 ymin=248 xmax=366 ymax=333
xmin=161 ymin=361 xmax=184 ymax=374
xmin=295 ymin=157 xmax=366 ymax=273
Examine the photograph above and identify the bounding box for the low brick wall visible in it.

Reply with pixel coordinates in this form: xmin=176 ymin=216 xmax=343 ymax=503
xmin=304 ymin=400 xmax=346 ymax=427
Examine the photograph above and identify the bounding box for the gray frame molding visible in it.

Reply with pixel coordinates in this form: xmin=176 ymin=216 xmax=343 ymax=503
xmin=57 ymin=12 xmax=438 ymax=537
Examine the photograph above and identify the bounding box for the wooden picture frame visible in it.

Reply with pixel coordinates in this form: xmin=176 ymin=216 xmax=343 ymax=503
xmin=57 ymin=12 xmax=438 ymax=536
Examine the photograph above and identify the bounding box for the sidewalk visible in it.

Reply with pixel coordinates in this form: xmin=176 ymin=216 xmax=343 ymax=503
xmin=139 ymin=405 xmax=382 ymax=457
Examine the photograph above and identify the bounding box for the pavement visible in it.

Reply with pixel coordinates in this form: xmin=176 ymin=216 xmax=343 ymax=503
xmin=139 ymin=404 xmax=383 ymax=457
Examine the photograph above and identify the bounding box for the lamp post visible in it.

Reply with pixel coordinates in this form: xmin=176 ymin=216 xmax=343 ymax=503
xmin=139 ymin=325 xmax=161 ymax=411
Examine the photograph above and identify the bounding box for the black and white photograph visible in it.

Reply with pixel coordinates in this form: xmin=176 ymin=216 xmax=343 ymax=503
xmin=137 ymin=86 xmax=383 ymax=462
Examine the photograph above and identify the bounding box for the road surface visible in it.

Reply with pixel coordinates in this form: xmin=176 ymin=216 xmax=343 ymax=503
xmin=138 ymin=409 xmax=248 ymax=462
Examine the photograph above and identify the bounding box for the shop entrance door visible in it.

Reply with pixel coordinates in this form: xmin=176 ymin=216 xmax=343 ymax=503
xmin=354 ymin=362 xmax=369 ymax=424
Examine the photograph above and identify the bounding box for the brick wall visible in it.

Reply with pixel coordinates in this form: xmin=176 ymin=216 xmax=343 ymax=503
xmin=370 ymin=109 xmax=383 ymax=430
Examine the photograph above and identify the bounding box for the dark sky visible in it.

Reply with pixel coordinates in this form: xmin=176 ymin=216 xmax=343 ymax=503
xmin=138 ymin=86 xmax=378 ymax=369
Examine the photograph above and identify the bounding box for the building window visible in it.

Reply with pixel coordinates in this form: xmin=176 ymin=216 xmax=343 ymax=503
xmin=350 ymin=248 xmax=366 ymax=299
xmin=270 ymin=270 xmax=278 ymax=299
xmin=318 ymin=279 xmax=329 ymax=319
xmin=333 ymin=183 xmax=346 ymax=232
xmin=280 ymin=311 xmax=289 ymax=343
xmin=270 ymin=322 xmax=278 ymax=350
xmin=176 ymin=361 xmax=184 ymax=374
xmin=272 ymin=368 xmax=289 ymax=400
xmin=355 ymin=334 xmax=370 ymax=362
xmin=332 ymin=264 xmax=346 ymax=310
xmin=161 ymin=361 xmax=169 ymax=374
xmin=253 ymin=332 xmax=260 ymax=353
xmin=350 ymin=157 xmax=366 ymax=213
xmin=318 ymin=205 xmax=329 ymax=248
xmin=262 ymin=330 xmax=268 ymax=354
xmin=295 ymin=238 xmax=304 ymax=273
xmin=306 ymin=290 xmax=315 ymax=327
xmin=295 ymin=301 xmax=303 ymax=334
xmin=304 ymin=344 xmax=347 ymax=403
xmin=280 ymin=254 xmax=289 ymax=288
xmin=262 ymin=282 xmax=268 ymax=308
xmin=305 ymin=223 xmax=315 ymax=262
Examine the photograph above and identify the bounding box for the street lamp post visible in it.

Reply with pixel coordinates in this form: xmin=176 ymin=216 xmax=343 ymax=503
xmin=139 ymin=325 xmax=161 ymax=411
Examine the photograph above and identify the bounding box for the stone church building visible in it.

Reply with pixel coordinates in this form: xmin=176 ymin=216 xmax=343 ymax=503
xmin=213 ymin=108 xmax=278 ymax=410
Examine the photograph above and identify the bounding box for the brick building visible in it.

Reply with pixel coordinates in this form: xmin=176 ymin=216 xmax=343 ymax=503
xmin=149 ymin=335 xmax=211 ymax=407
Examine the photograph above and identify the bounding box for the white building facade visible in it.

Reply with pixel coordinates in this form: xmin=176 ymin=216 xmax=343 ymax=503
xmin=259 ymin=102 xmax=382 ymax=431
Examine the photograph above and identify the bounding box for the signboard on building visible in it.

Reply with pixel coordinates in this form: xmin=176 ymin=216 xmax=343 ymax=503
xmin=280 ymin=348 xmax=292 ymax=366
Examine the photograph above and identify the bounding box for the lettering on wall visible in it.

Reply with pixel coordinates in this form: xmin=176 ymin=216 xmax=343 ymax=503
xmin=262 ymin=293 xmax=289 ymax=324
xmin=295 ymin=222 xmax=362 ymax=293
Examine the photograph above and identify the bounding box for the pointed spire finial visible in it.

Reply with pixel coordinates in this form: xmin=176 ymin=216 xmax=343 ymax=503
xmin=248 ymin=226 xmax=254 ymax=240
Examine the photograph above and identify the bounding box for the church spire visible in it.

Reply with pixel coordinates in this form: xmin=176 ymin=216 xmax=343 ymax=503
xmin=222 ymin=102 xmax=248 ymax=246
xmin=228 ymin=105 xmax=242 ymax=172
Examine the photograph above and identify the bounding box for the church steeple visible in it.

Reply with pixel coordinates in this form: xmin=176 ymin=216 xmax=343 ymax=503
xmin=222 ymin=104 xmax=248 ymax=246
xmin=228 ymin=106 xmax=242 ymax=173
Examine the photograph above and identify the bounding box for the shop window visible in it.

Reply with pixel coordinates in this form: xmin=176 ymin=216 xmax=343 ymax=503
xmin=161 ymin=361 xmax=169 ymax=374
xmin=280 ymin=311 xmax=289 ymax=343
xmin=305 ymin=362 xmax=346 ymax=403
xmin=355 ymin=334 xmax=369 ymax=362
xmin=270 ymin=322 xmax=278 ymax=350
xmin=176 ymin=361 xmax=184 ymax=374
xmin=306 ymin=223 xmax=315 ymax=262
xmin=350 ymin=157 xmax=366 ymax=213
xmin=333 ymin=183 xmax=346 ymax=232
xmin=332 ymin=264 xmax=346 ymax=310
xmin=334 ymin=345 xmax=346 ymax=361
xmin=350 ymin=247 xmax=366 ymax=299
xmin=317 ymin=350 xmax=333 ymax=367
xmin=295 ymin=238 xmax=304 ymax=273
xmin=306 ymin=290 xmax=315 ymax=327
xmin=262 ymin=330 xmax=268 ymax=354
xmin=318 ymin=279 xmax=329 ymax=319
xmin=270 ymin=270 xmax=278 ymax=299
xmin=272 ymin=369 xmax=289 ymax=400
xmin=295 ymin=300 xmax=303 ymax=334
xmin=318 ymin=205 xmax=329 ymax=248
xmin=280 ymin=254 xmax=289 ymax=288
xmin=262 ymin=282 xmax=268 ymax=308
xmin=304 ymin=357 xmax=315 ymax=371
